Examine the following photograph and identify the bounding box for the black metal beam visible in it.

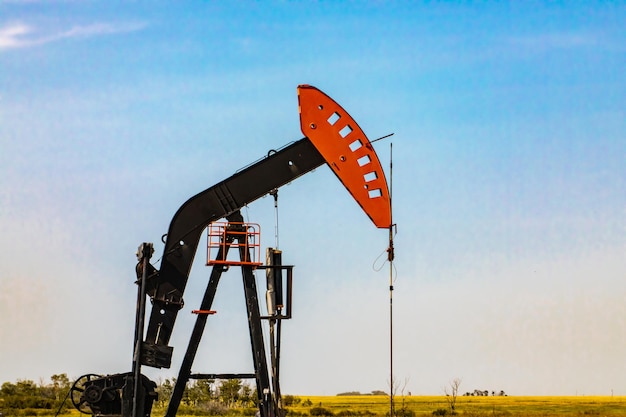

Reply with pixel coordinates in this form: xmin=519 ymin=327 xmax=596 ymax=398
xmin=142 ymin=138 xmax=325 ymax=367
xmin=189 ymin=373 xmax=257 ymax=380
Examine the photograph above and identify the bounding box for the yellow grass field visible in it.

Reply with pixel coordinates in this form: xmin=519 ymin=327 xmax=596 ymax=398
xmin=283 ymin=395 xmax=626 ymax=416
xmin=19 ymin=396 xmax=626 ymax=417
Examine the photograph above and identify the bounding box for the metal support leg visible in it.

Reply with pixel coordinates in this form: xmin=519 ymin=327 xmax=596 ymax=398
xmin=166 ymin=245 xmax=230 ymax=417
xmin=132 ymin=243 xmax=153 ymax=417
xmin=240 ymin=261 xmax=274 ymax=417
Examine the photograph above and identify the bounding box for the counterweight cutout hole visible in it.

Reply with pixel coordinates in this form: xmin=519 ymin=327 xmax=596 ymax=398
xmin=364 ymin=171 xmax=378 ymax=182
xmin=368 ymin=189 xmax=383 ymax=198
xmin=357 ymin=155 xmax=371 ymax=167
xmin=339 ymin=125 xmax=353 ymax=138
xmin=327 ymin=112 xmax=341 ymax=125
xmin=349 ymin=139 xmax=363 ymax=152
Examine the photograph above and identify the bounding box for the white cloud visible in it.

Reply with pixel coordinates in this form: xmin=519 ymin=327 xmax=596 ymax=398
xmin=0 ymin=22 xmax=31 ymax=49
xmin=0 ymin=20 xmax=147 ymax=51
xmin=61 ymin=21 xmax=147 ymax=38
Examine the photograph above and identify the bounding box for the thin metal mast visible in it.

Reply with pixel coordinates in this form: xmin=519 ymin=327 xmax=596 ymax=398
xmin=388 ymin=142 xmax=395 ymax=417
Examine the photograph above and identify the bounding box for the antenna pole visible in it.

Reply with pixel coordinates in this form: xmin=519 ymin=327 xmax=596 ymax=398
xmin=388 ymin=142 xmax=395 ymax=417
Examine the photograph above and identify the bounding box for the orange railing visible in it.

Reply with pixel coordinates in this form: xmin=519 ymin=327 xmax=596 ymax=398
xmin=206 ymin=222 xmax=262 ymax=267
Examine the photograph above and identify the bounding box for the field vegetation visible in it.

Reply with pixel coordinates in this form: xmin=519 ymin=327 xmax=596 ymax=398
xmin=2 ymin=376 xmax=625 ymax=417
xmin=281 ymin=395 xmax=626 ymax=416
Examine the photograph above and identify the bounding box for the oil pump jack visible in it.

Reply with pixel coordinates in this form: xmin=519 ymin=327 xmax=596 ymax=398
xmin=69 ymin=85 xmax=392 ymax=417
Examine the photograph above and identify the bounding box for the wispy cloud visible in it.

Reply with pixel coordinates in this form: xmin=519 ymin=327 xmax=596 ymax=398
xmin=0 ymin=22 xmax=30 ymax=49
xmin=0 ymin=21 xmax=147 ymax=51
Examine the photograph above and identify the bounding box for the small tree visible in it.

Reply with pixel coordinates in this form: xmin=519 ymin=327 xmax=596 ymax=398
xmin=49 ymin=374 xmax=71 ymax=411
xmin=394 ymin=378 xmax=413 ymax=417
xmin=156 ymin=378 xmax=174 ymax=407
xmin=217 ymin=379 xmax=242 ymax=407
xmin=50 ymin=374 xmax=70 ymax=401
xmin=187 ymin=380 xmax=212 ymax=406
xmin=239 ymin=383 xmax=254 ymax=407
xmin=443 ymin=378 xmax=461 ymax=414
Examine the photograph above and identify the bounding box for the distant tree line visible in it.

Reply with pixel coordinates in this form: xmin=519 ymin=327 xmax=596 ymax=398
xmin=463 ymin=389 xmax=507 ymax=396
xmin=336 ymin=391 xmax=388 ymax=396
xmin=155 ymin=378 xmax=258 ymax=413
xmin=0 ymin=375 xmax=260 ymax=416
xmin=0 ymin=374 xmax=71 ymax=415
xmin=0 ymin=374 xmax=331 ymax=416
xmin=0 ymin=373 xmax=508 ymax=417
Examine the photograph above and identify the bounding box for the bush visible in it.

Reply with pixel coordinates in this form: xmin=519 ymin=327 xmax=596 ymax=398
xmin=177 ymin=401 xmax=229 ymax=415
xmin=432 ymin=409 xmax=448 ymax=416
xmin=335 ymin=411 xmax=376 ymax=417
xmin=310 ymin=406 xmax=334 ymax=416
xmin=199 ymin=401 xmax=229 ymax=415
xmin=284 ymin=395 xmax=302 ymax=406
xmin=285 ymin=410 xmax=308 ymax=417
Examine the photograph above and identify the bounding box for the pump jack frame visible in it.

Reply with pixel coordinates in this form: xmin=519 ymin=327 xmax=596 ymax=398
xmin=70 ymin=85 xmax=391 ymax=417
xmin=162 ymin=211 xmax=291 ymax=417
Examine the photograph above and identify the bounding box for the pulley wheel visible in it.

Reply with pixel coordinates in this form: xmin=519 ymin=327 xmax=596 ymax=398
xmin=70 ymin=373 xmax=101 ymax=415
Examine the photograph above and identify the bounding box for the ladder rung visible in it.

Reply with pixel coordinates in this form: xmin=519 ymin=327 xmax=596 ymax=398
xmin=192 ymin=310 xmax=217 ymax=315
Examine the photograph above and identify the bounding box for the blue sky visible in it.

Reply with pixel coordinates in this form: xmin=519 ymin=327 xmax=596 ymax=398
xmin=1 ymin=1 xmax=625 ymax=397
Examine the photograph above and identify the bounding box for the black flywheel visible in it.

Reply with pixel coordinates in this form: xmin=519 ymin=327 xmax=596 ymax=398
xmin=70 ymin=373 xmax=102 ymax=414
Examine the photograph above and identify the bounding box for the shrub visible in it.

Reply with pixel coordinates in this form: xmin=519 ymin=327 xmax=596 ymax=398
xmin=310 ymin=406 xmax=334 ymax=416
xmin=285 ymin=410 xmax=308 ymax=417
xmin=199 ymin=401 xmax=229 ymax=415
xmin=284 ymin=395 xmax=302 ymax=406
